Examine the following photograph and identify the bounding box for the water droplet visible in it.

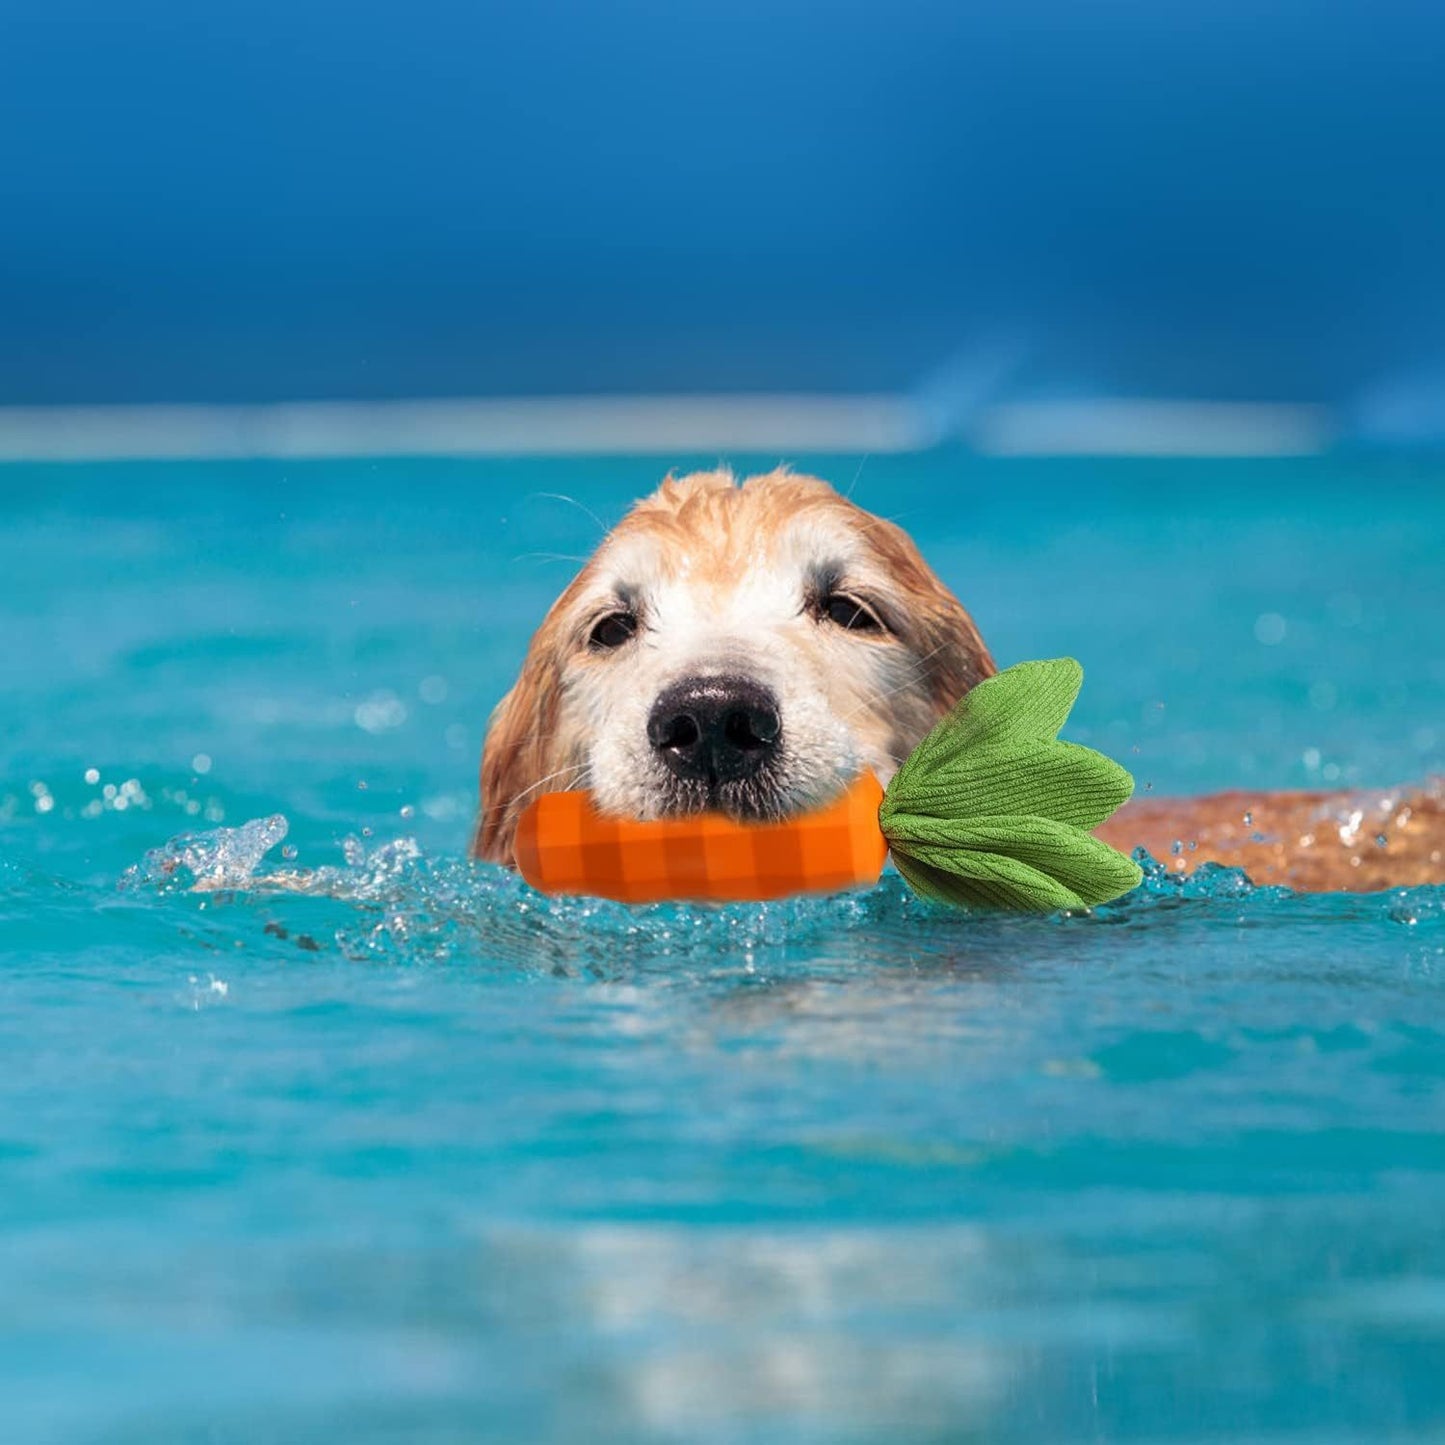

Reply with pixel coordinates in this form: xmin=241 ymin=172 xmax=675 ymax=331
xmin=1253 ymin=612 xmax=1287 ymax=646
xmin=354 ymin=693 xmax=408 ymax=734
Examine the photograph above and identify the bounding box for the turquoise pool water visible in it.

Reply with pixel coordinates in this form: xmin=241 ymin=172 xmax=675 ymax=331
xmin=2 ymin=452 xmax=1443 ymax=1443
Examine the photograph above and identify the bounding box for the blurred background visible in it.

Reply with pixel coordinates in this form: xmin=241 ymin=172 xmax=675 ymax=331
xmin=3 ymin=0 xmax=1445 ymax=458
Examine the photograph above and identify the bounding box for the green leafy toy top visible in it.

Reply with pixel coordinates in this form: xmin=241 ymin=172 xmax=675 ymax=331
xmin=880 ymin=657 xmax=1143 ymax=911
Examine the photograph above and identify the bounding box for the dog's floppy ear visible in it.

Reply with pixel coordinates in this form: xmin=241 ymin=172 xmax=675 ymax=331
xmin=471 ymin=653 xmax=564 ymax=864
xmin=918 ymin=589 xmax=996 ymax=712
xmin=859 ymin=509 xmax=996 ymax=710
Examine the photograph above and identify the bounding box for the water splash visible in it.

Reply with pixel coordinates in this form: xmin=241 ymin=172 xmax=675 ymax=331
xmin=116 ymin=815 xmax=1445 ymax=978
xmin=121 ymin=813 xmax=290 ymax=892
xmin=1129 ymin=847 xmax=1291 ymax=903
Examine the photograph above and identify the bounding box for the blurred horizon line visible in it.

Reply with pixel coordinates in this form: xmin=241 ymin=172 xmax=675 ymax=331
xmin=0 ymin=395 xmax=1339 ymax=462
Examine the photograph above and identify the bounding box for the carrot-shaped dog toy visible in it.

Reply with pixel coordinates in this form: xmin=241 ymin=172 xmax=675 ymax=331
xmin=514 ymin=658 xmax=1143 ymax=911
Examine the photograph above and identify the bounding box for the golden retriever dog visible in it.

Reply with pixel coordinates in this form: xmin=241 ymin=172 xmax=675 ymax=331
xmin=474 ymin=468 xmax=1444 ymax=894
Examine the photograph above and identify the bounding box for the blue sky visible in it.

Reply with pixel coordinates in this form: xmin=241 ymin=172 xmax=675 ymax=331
xmin=2 ymin=0 xmax=1442 ymax=407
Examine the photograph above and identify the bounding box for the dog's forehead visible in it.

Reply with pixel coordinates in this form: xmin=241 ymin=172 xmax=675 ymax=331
xmin=597 ymin=506 xmax=864 ymax=596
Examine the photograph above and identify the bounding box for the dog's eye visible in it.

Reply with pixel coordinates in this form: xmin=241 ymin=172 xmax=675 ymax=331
xmin=589 ymin=611 xmax=638 ymax=650
xmin=822 ymin=594 xmax=884 ymax=633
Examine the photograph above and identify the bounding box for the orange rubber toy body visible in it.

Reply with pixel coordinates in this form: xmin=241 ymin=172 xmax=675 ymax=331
xmin=513 ymin=773 xmax=889 ymax=904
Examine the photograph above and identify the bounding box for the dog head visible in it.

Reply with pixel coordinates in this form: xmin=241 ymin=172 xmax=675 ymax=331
xmin=473 ymin=469 xmax=994 ymax=863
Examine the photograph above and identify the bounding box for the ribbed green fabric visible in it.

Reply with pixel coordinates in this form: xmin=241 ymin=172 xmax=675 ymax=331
xmin=879 ymin=658 xmax=1143 ymax=911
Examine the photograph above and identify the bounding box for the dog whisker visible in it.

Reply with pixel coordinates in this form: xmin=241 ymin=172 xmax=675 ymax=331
xmin=486 ymin=763 xmax=588 ymax=818
xmin=530 ymin=492 xmax=613 ymax=539
xmin=511 ymin=551 xmax=592 ymax=567
xmin=833 ymin=638 xmax=959 ymax=727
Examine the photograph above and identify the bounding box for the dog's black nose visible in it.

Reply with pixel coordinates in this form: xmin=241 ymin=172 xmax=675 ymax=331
xmin=647 ymin=675 xmax=782 ymax=786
